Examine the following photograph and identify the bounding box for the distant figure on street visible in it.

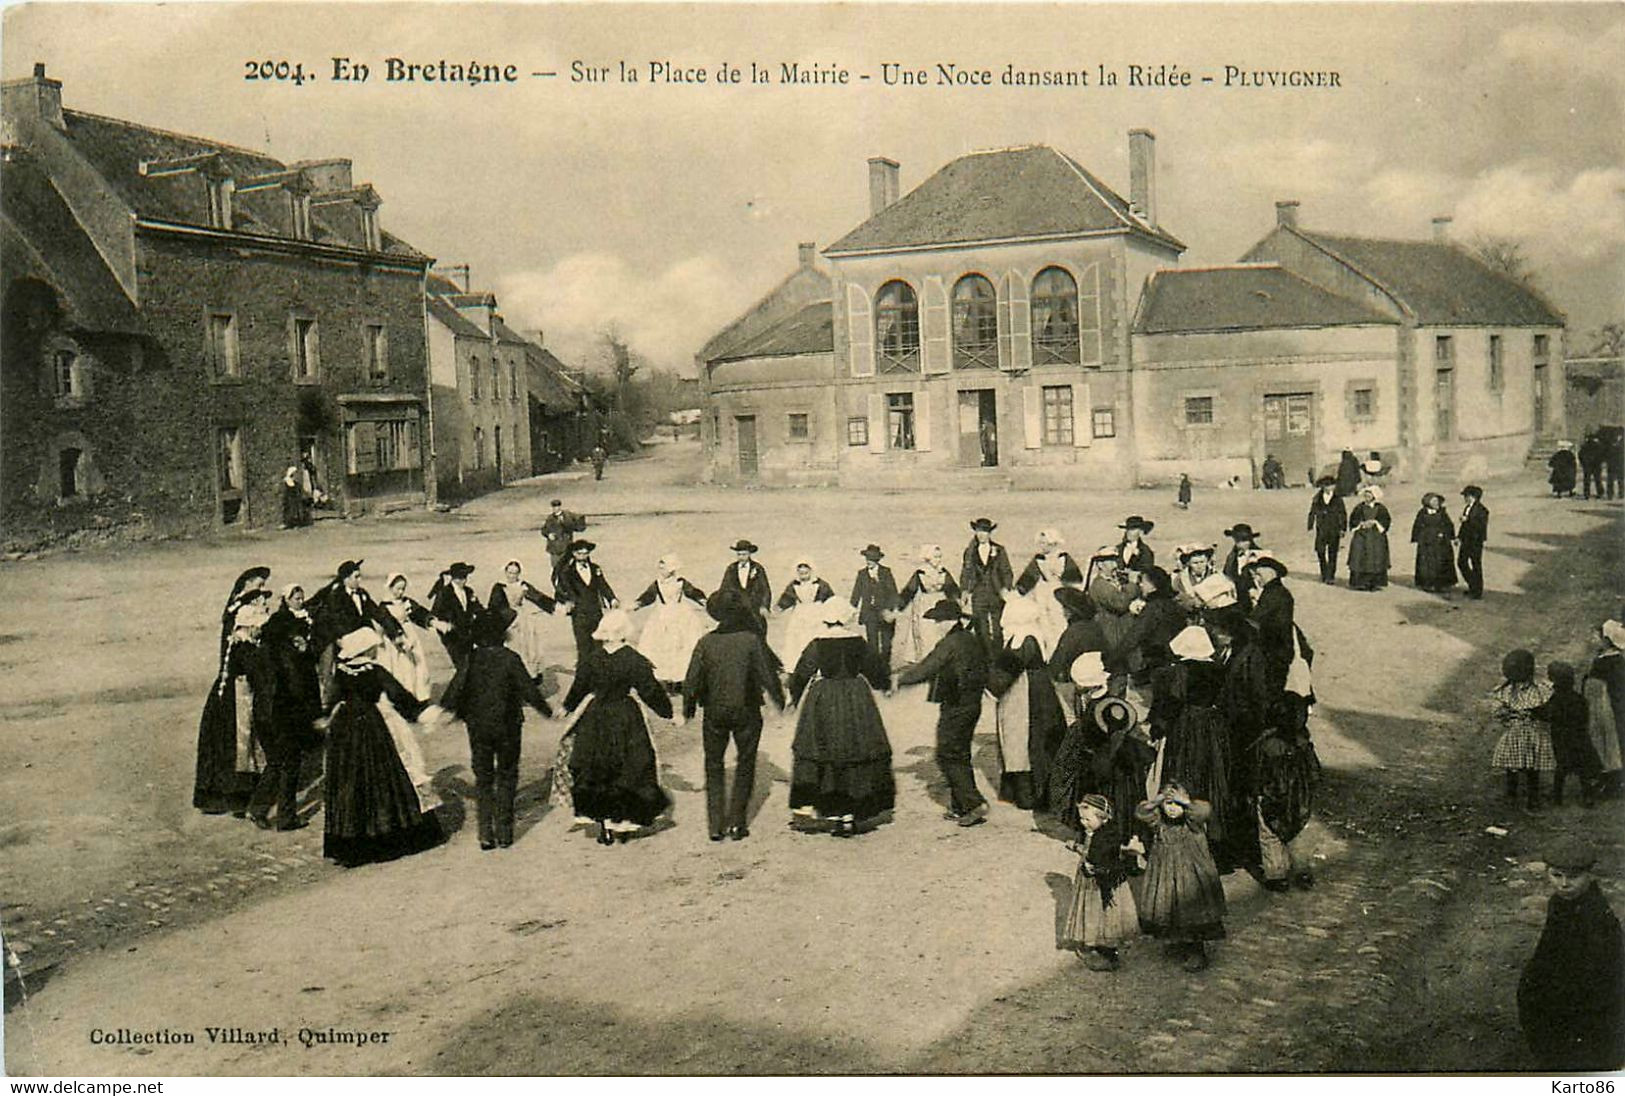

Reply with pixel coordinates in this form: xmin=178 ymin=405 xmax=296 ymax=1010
xmin=1410 ymin=493 xmax=1457 ymax=594
xmin=541 ymin=499 xmax=586 ymax=578
xmin=1456 ymin=485 xmax=1489 ymax=599
xmin=1346 ymin=488 xmax=1392 ymax=592
xmin=1335 ymin=447 xmax=1361 ymax=497
xmin=1362 ymin=451 xmax=1388 ymax=480
xmin=1220 ymin=524 xmax=1263 ymax=612
xmin=1605 ymin=429 xmax=1623 ymax=500
xmin=280 ymin=465 xmax=310 ymax=529
xmin=590 ymin=444 xmax=608 ymax=481
xmin=1176 ymin=472 xmax=1193 ymax=509
xmin=1517 ymin=838 xmax=1625 ymax=1071
xmin=1549 ymin=441 xmax=1578 ymax=498
xmin=1306 ymin=476 xmax=1347 ymax=585
xmin=1580 ymin=432 xmax=1607 ymax=501
xmin=850 ymin=544 xmax=900 ymax=666
xmin=1260 ymin=454 xmax=1285 ymax=490
xmin=896 ymin=598 xmax=991 ymax=827
xmin=440 ymin=607 xmax=554 ymax=850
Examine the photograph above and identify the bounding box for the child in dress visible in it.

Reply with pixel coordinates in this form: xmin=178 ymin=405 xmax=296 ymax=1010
xmin=1176 ymin=473 xmax=1192 ymax=511
xmin=1490 ymin=649 xmax=1556 ymax=810
xmin=1061 ymin=793 xmax=1140 ymax=971
xmin=1540 ymin=661 xmax=1600 ymax=808
xmin=1136 ymin=780 xmax=1226 ymax=971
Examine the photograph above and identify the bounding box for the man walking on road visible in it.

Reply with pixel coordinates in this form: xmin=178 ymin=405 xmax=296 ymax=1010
xmin=1307 ymin=475 xmax=1347 ymax=585
xmin=541 ymin=498 xmax=586 ymax=579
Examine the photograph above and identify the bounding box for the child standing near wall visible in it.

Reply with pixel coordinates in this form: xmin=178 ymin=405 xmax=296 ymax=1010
xmin=1176 ymin=473 xmax=1192 ymax=511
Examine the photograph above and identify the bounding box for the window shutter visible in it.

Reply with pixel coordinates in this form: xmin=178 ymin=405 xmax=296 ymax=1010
xmin=997 ymin=276 xmax=1014 ymax=371
xmin=867 ymin=393 xmax=887 ymax=453
xmin=1007 ymin=270 xmax=1031 ymax=371
xmin=847 ymin=284 xmax=875 ymax=377
xmin=1079 ymin=263 xmax=1103 ymax=365
xmin=404 ymin=418 xmax=422 ymax=468
xmin=1072 ymin=383 xmax=1092 ymax=447
xmin=916 ymin=389 xmax=932 ymax=451
xmin=922 ymin=276 xmax=950 ymax=374
xmin=1023 ymin=386 xmax=1042 ymax=449
xmin=350 ymin=422 xmax=378 ymax=473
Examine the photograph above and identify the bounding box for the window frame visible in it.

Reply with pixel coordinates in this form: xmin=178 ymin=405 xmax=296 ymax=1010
xmin=1040 ymin=384 xmax=1074 ymax=446
xmin=207 ymin=311 xmax=240 ymax=380
xmin=217 ymin=425 xmax=244 ymax=525
xmin=786 ymin=411 xmax=811 ymax=443
xmin=1182 ymin=393 xmax=1218 ymax=429
xmin=846 ymin=416 xmax=869 ymax=447
xmin=951 ymin=273 xmax=1000 ymax=370
xmin=290 ymin=314 xmax=320 ymax=382
xmin=1031 ymin=266 xmax=1083 ymax=366
xmin=886 ymin=391 xmax=917 ymax=451
xmin=469 ymin=354 xmax=482 ymax=401
xmin=473 ymin=426 xmax=486 ymax=470
xmin=1533 ymin=333 xmax=1550 ymax=365
xmin=1434 ymin=334 xmax=1454 ymax=365
xmin=364 ymin=322 xmax=389 ymax=382
xmin=874 ymin=280 xmax=922 ymax=374
xmin=1488 ymin=333 xmax=1504 ymax=392
xmin=1091 ymin=407 xmax=1116 ymax=439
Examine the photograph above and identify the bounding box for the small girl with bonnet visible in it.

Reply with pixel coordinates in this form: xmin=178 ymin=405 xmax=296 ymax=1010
xmin=1060 ymin=792 xmax=1140 ymax=971
xmin=1136 ymin=780 xmax=1227 ymax=971
xmin=1490 ymin=648 xmax=1556 ymax=810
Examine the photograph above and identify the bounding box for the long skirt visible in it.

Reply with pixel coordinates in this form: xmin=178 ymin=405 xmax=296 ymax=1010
xmin=1414 ymin=542 xmax=1457 ymax=591
xmin=1161 ymin=707 xmax=1234 ymax=842
xmin=505 ymin=603 xmax=553 ymax=679
xmin=323 ymin=701 xmax=443 ymax=867
xmin=569 ymin=697 xmax=670 ymax=826
xmin=636 ymin=600 xmax=713 ymax=684
xmin=790 ymin=677 xmax=896 ymax=821
xmin=1062 ymin=870 xmax=1139 ymax=951
xmin=893 ymin=599 xmax=951 ymax=669
xmin=1139 ymin=822 xmax=1227 ymax=940
xmin=193 ymin=674 xmax=267 ymax=814
xmin=374 ymin=629 xmax=433 ymax=701
xmin=782 ymin=604 xmax=826 ymax=671
xmin=376 ymin=697 xmax=442 ymax=811
xmin=1347 ymin=529 xmax=1391 ymax=590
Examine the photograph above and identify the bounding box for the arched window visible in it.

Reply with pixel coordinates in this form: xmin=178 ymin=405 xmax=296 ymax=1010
xmin=952 ymin=274 xmax=999 ymax=369
xmin=874 ymin=280 xmax=920 ymax=373
xmin=1031 ymin=267 xmax=1081 ymax=365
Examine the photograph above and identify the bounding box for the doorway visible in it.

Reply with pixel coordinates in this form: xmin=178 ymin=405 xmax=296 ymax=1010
xmin=1533 ymin=364 xmax=1548 ymax=435
xmin=957 ymin=390 xmax=998 ymax=467
xmin=736 ymin=415 xmax=758 ymax=477
xmin=1435 ymin=368 xmax=1455 ymax=441
xmin=1262 ymin=393 xmax=1315 ymax=486
xmin=494 ymin=424 xmax=504 ymax=479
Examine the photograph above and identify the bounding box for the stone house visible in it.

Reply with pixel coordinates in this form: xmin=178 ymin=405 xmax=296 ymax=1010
xmin=1 ymin=64 xmax=433 ymax=537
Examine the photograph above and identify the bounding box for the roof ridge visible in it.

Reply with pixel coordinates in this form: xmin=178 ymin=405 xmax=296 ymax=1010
xmin=64 ymin=108 xmax=284 ymax=166
xmin=1157 ymin=262 xmax=1283 ymax=275
xmin=963 ymin=143 xmax=1048 ymax=157
xmin=1279 ymin=225 xmax=1414 ymax=320
xmin=1050 ymin=147 xmax=1137 ymax=235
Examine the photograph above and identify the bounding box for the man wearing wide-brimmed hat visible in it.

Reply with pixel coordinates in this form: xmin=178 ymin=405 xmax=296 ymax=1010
xmin=1220 ymin=524 xmax=1263 ymax=612
xmin=428 ymin=562 xmax=484 ymax=672
xmin=850 ymin=544 xmax=900 ymax=665
xmin=440 ymin=607 xmax=554 ymax=850
xmin=1456 ymin=484 xmax=1489 ymax=599
xmin=960 ymin=518 xmax=1013 ymax=655
xmin=1306 ymin=475 xmax=1347 ymax=585
xmin=309 ymin=559 xmax=405 ymax=705
xmin=554 ymin=539 xmax=618 ymax=664
xmin=1115 ymin=516 xmax=1155 ymax=573
xmin=718 ymin=539 xmax=773 ymax=638
xmin=896 ymin=597 xmax=992 ymax=826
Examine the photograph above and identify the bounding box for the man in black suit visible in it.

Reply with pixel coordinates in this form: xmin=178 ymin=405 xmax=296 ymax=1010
xmin=310 ymin=559 xmax=404 ymax=704
xmin=896 ymin=598 xmax=991 ymax=826
xmin=717 ymin=539 xmax=773 ymax=637
xmin=428 ymin=562 xmax=483 ymax=672
xmin=960 ymin=518 xmax=1013 ymax=654
xmin=682 ymin=590 xmax=785 ymax=842
xmin=1306 ymin=475 xmax=1348 ymax=585
xmin=540 ymin=499 xmax=587 ymax=580
xmin=439 ymin=607 xmax=553 ymax=850
xmin=1456 ymin=485 xmax=1490 ymax=600
xmin=554 ymin=539 xmax=618 ymax=664
xmin=850 ymin=544 xmax=900 ymax=666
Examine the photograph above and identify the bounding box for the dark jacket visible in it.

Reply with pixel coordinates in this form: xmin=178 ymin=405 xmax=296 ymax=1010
xmin=1518 ymin=881 xmax=1625 ymax=1071
xmin=1050 ymin=618 xmax=1108 ymax=682
xmin=634 ymin=578 xmax=706 ymax=609
xmin=1221 ymin=545 xmax=1258 ymax=613
xmin=960 ymin=538 xmax=1014 ymax=609
xmin=1458 ymin=501 xmax=1489 ymax=549
xmin=441 ymin=644 xmax=552 ymax=738
xmin=428 ymin=579 xmax=485 ymax=653
xmin=1015 ymin=552 xmax=1084 ymax=595
xmin=310 ymin=580 xmax=403 ymax=651
xmin=850 ymin=565 xmax=901 ymax=625
xmin=488 ymin=581 xmax=556 ymax=615
xmin=719 ymin=560 xmax=773 ymax=616
xmin=899 ymin=567 xmax=960 ymax=606
xmin=1249 ymin=580 xmax=1297 ymax=680
xmin=540 ymin=510 xmax=587 ymax=562
xmin=682 ymin=627 xmax=785 ymax=720
xmin=554 ymin=560 xmax=617 ymax=624
xmin=1307 ymin=490 xmax=1348 ymax=543
xmin=896 ymin=623 xmax=987 ymax=707
xmin=777 ymin=578 xmax=835 ymax=611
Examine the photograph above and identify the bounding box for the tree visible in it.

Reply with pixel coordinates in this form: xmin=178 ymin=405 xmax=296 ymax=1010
xmin=1588 ymin=322 xmax=1624 ymax=359
xmin=1468 ymin=235 xmax=1542 ymax=289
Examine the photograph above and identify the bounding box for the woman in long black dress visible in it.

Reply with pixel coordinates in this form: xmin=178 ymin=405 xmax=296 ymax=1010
xmin=193 ymin=567 xmax=275 ymax=816
xmin=321 ymin=628 xmax=445 ymax=866
xmin=247 ymin=584 xmax=325 ymax=829
xmin=1410 ymin=492 xmax=1458 ymax=593
xmin=987 ymin=597 xmax=1067 ymax=811
xmin=560 ymin=609 xmax=673 ymax=845
xmin=787 ymin=600 xmax=896 ymax=836
xmin=1149 ymin=624 xmax=1234 ymax=851
xmin=1346 ymin=485 xmax=1393 ymax=591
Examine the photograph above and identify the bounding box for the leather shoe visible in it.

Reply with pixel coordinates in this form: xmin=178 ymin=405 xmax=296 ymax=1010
xmin=709 ymin=832 xmax=726 ymax=842
xmin=729 ymin=826 xmax=750 ymax=841
xmin=479 ymin=839 xmax=497 ymax=851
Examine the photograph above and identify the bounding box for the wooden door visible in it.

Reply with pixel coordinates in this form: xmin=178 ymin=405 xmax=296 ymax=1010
xmin=736 ymin=415 xmax=758 ymax=477
xmin=957 ymin=391 xmax=982 ymax=467
xmin=1435 ymin=369 xmax=1455 ymax=441
xmin=1262 ymin=393 xmax=1314 ymax=486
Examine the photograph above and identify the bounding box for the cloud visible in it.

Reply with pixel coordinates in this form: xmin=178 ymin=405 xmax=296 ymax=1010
xmin=495 ymin=251 xmax=743 ymax=374
xmin=1219 ymin=138 xmax=1380 ymax=199
xmin=1492 ymin=20 xmax=1625 ymax=87
xmin=1450 ymin=163 xmax=1625 ymax=263
xmin=1362 ymin=168 xmax=1461 ymax=222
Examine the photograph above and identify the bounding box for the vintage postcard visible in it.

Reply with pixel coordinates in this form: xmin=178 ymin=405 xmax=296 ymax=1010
xmin=2 ymin=0 xmax=1622 ymax=1080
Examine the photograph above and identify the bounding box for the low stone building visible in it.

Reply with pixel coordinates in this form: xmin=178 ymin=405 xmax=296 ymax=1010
xmin=2 ymin=65 xmax=433 ymax=538
xmin=524 ymin=340 xmax=593 ymax=474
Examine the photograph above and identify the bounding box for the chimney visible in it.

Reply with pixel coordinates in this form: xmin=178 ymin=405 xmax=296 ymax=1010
xmin=1128 ymin=129 xmax=1156 ymax=226
xmin=797 ymin=241 xmax=816 ymax=268
xmin=1431 ymin=215 xmax=1453 ymax=242
xmin=533 ymin=329 xmax=546 ymax=348
xmin=1275 ymin=200 xmax=1301 ymax=229
xmin=867 ymin=157 xmax=899 ymax=216
xmin=4 ymin=62 xmax=66 ymax=132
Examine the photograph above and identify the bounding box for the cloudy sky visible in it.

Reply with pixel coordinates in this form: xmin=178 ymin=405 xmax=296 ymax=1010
xmin=5 ymin=2 xmax=1622 ymax=373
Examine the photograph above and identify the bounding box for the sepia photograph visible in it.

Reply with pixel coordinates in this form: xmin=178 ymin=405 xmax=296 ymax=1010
xmin=1 ymin=0 xmax=1622 ymax=1079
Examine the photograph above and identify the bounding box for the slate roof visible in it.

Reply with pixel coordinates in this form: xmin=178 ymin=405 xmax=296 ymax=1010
xmin=698 ymin=263 xmax=831 ymax=364
xmin=59 ymin=109 xmax=427 ymax=259
xmin=524 ymin=342 xmax=583 ymax=408
xmin=1134 ymin=264 xmax=1397 ymax=335
xmin=826 ymin=145 xmax=1184 ymax=256
xmin=1 ymin=153 xmax=146 ymax=336
xmin=492 ymin=316 xmax=531 ymax=346
xmin=1288 ymin=229 xmax=1564 ymax=327
xmin=426 ymin=297 xmax=488 ymax=340
xmin=713 ymin=301 xmax=834 ymax=362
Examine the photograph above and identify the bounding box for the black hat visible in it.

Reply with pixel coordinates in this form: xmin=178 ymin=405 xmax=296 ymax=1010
xmin=569 ymin=539 xmax=596 ymax=553
xmin=1421 ymin=491 xmax=1446 ymax=508
xmin=1244 ymin=553 xmax=1289 ymax=578
xmin=1546 ymin=838 xmax=1598 ymax=873
xmin=1053 ymin=586 xmax=1095 ymax=622
xmin=1118 ymin=515 xmax=1155 ymax=534
xmin=472 ymin=606 xmax=516 ymax=647
xmin=1315 ymin=475 xmax=1336 ymax=488
xmin=969 ymin=518 xmax=997 ymax=532
xmin=706 ymin=588 xmax=751 ymax=624
xmin=446 ymin=562 xmax=476 ymax=579
xmin=549 ymin=498 xmax=563 ymax=507
xmin=731 ymin=539 xmax=759 ymax=553
xmin=1091 ymin=696 xmax=1139 ymax=737
xmin=860 ymin=544 xmax=885 ymax=561
xmin=336 ymin=559 xmax=364 ymax=580
xmin=1461 ymin=484 xmax=1483 ymax=499
xmin=1223 ymin=524 xmax=1259 ymax=541
xmin=923 ymin=597 xmax=971 ymax=623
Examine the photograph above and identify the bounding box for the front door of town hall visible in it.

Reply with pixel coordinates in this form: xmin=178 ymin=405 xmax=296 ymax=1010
xmin=1262 ymin=393 xmax=1315 ymax=486
xmin=957 ymin=390 xmax=998 ymax=468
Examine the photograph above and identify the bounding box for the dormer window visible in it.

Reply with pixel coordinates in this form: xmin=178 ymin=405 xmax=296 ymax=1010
xmin=290 ymin=191 xmax=312 ymax=240
xmin=205 ymin=175 xmax=234 ymax=230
